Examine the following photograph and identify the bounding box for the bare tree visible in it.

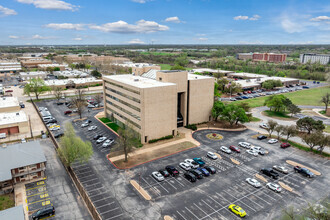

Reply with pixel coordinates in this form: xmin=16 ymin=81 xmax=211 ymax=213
xmin=317 ymin=134 xmax=330 ymax=153
xmin=71 ymin=88 xmax=86 ymax=119
xmin=274 ymin=125 xmax=284 ymax=141
xmin=75 ymin=88 xmax=85 ymax=101
xmin=93 ymin=93 xmax=103 ymax=106
xmin=52 ymin=86 xmax=63 ymax=102
xmin=321 ymin=93 xmax=330 ymax=112
xmin=266 ymin=120 xmax=278 ymax=137
xmin=282 ymin=125 xmax=297 ymax=141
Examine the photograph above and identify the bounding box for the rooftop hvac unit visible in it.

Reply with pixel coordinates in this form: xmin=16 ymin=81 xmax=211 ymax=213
xmin=134 ymin=79 xmax=139 ymax=82
xmin=16 ymin=112 xmax=19 ymax=116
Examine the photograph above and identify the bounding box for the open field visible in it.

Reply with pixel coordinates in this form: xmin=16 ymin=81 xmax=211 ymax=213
xmin=159 ymin=64 xmax=172 ymax=70
xmin=141 ymin=52 xmax=177 ymax=56
xmin=0 ymin=194 xmax=14 ymax=211
xmin=236 ymin=86 xmax=330 ymax=108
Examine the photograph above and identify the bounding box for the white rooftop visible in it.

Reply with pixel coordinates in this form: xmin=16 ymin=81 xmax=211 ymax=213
xmin=0 ymin=111 xmax=27 ymax=126
xmin=53 ymin=70 xmax=89 ymax=77
xmin=45 ymin=78 xmax=102 ymax=86
xmin=192 ymin=68 xmax=234 ymax=74
xmin=19 ymin=71 xmax=47 ymax=76
xmin=0 ymin=62 xmax=21 ymax=66
xmin=188 ymin=73 xmax=214 ymax=80
xmin=115 ymin=62 xmax=158 ymax=68
xmin=227 ymin=72 xmax=268 ymax=78
xmin=104 ymin=74 xmax=176 ymax=88
xmin=38 ymin=64 xmax=68 ymax=67
xmin=0 ymin=97 xmax=19 ymax=109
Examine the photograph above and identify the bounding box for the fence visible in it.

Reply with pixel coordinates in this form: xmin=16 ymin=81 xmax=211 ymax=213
xmin=31 ymin=100 xmax=101 ymax=220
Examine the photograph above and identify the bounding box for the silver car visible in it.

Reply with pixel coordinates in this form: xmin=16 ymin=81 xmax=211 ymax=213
xmin=152 ymin=172 xmax=164 ymax=182
xmin=207 ymin=152 xmax=218 ymax=160
xmin=238 ymin=142 xmax=251 ymax=149
xmin=273 ymin=165 xmax=288 ymax=174
xmin=220 ymin=146 xmax=232 ymax=154
xmin=81 ymin=123 xmax=89 ymax=128
xmin=246 ymin=178 xmax=261 ymax=188
xmin=88 ymin=126 xmax=97 ymax=131
xmin=96 ymin=137 xmax=107 ymax=143
xmin=266 ymin=183 xmax=282 ymax=193
xmin=184 ymin=159 xmax=199 ymax=169
xmin=246 ymin=150 xmax=258 ymax=156
xmin=179 ymin=162 xmax=191 ymax=171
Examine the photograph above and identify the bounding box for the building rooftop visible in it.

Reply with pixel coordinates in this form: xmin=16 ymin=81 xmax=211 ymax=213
xmin=0 ymin=97 xmax=19 ymax=109
xmin=45 ymin=78 xmax=102 ymax=86
xmin=0 ymin=111 xmax=27 ymax=126
xmin=0 ymin=62 xmax=21 ymax=66
xmin=227 ymin=72 xmax=268 ymax=78
xmin=0 ymin=205 xmax=24 ymax=220
xmin=114 ymin=62 xmax=158 ymax=68
xmin=53 ymin=70 xmax=89 ymax=77
xmin=191 ymin=68 xmax=234 ymax=74
xmin=104 ymin=74 xmax=176 ymax=88
xmin=19 ymin=71 xmax=47 ymax=76
xmin=188 ymin=73 xmax=214 ymax=80
xmin=0 ymin=141 xmax=46 ymax=182
xmin=38 ymin=64 xmax=68 ymax=68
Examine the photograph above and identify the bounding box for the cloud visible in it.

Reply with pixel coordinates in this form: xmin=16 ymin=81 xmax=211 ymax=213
xmin=0 ymin=5 xmax=17 ymax=16
xmin=32 ymin=34 xmax=56 ymax=40
xmin=131 ymin=0 xmax=151 ymax=3
xmin=89 ymin=20 xmax=169 ymax=33
xmin=16 ymin=0 xmax=78 ymax=11
xmin=128 ymin=39 xmax=145 ymax=44
xmin=310 ymin=16 xmax=330 ymax=22
xmin=196 ymin=38 xmax=208 ymax=41
xmin=281 ymin=16 xmax=305 ymax=33
xmin=73 ymin=37 xmax=82 ymax=41
xmin=9 ymin=35 xmax=20 ymax=39
xmin=44 ymin=23 xmax=85 ymax=30
xmin=165 ymin=16 xmax=182 ymax=23
xmin=249 ymin=15 xmax=261 ymax=21
xmin=234 ymin=15 xmax=249 ymax=20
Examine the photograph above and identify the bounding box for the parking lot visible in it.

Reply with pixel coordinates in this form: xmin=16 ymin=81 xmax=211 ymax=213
xmin=130 ymin=129 xmax=329 ymax=219
xmin=26 ymin=179 xmax=52 ymax=215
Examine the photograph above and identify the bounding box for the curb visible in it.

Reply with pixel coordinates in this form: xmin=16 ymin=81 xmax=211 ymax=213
xmin=94 ymin=115 xmax=119 ymax=137
xmin=196 ymin=127 xmax=247 ymax=132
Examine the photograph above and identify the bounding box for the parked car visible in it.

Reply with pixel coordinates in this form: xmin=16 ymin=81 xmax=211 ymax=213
xmin=102 ymin=139 xmax=114 ymax=148
xmin=0 ymin=133 xmax=7 ymax=139
xmin=280 ymin=143 xmax=291 ymax=148
xmin=235 ymin=96 xmax=243 ymax=100
xmin=257 ymin=135 xmax=267 ymax=140
xmin=31 ymin=206 xmax=55 ymax=220
xmin=53 ymin=131 xmax=64 ymax=138
xmin=81 ymin=123 xmax=89 ymax=128
xmin=96 ymin=137 xmax=107 ymax=143
xmin=189 ymin=169 xmax=203 ymax=179
xmin=165 ymin=166 xmax=179 ymax=177
xmin=241 ymin=96 xmax=249 ymax=99
xmin=220 ymin=146 xmax=232 ymax=154
xmin=45 ymin=119 xmax=57 ymax=124
xmin=93 ymin=134 xmax=102 ymax=140
xmin=246 ymin=150 xmax=258 ymax=156
xmin=87 ymin=104 xmax=95 ymax=108
xmin=19 ymin=102 xmax=25 ymax=108
xmin=184 ymin=172 xmax=197 ymax=182
xmin=204 ymin=166 xmax=216 ymax=174
xmin=250 ymin=146 xmax=265 ymax=155
xmin=21 ymin=138 xmax=27 ymax=143
xmin=268 ymin=139 xmax=278 ymax=144
xmin=159 ymin=169 xmax=170 ymax=177
xmin=193 ymin=158 xmax=205 ymax=166
xmin=50 ymin=126 xmax=60 ymax=131
xmin=302 ymin=86 xmax=310 ymax=89
xmin=238 ymin=142 xmax=251 ymax=149
xmin=56 ymin=102 xmax=64 ymax=105
xmin=260 ymin=168 xmax=279 ymax=179
xmin=259 ymin=123 xmax=269 ymax=129
xmin=88 ymin=126 xmax=97 ymax=131
xmin=207 ymin=152 xmax=218 ymax=160
xmin=228 ymin=204 xmax=246 ymax=218
xmin=64 ymin=110 xmax=72 ymax=115
xmin=229 ymin=98 xmax=237 ymax=101
xmin=184 ymin=159 xmax=199 ymax=168
xmin=246 ymin=178 xmax=261 ymax=188
xmin=196 ymin=167 xmax=210 ymax=177
xmin=266 ymin=183 xmax=282 ymax=193
xmin=179 ymin=162 xmax=191 ymax=171
xmin=84 ymin=119 xmax=92 ymax=124
xmin=152 ymin=171 xmax=164 ymax=182
xmin=294 ymin=166 xmax=314 ymax=178
xmin=273 ymin=165 xmax=289 ymax=174
xmin=229 ymin=145 xmax=240 ymax=153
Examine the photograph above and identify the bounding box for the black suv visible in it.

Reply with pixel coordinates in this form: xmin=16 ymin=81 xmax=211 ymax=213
xmin=260 ymin=168 xmax=279 ymax=179
xmin=189 ymin=169 xmax=203 ymax=179
xmin=32 ymin=206 xmax=55 ymax=220
xmin=165 ymin=166 xmax=179 ymax=177
xmin=53 ymin=131 xmax=64 ymax=138
xmin=204 ymin=166 xmax=216 ymax=174
xmin=257 ymin=135 xmax=267 ymax=140
xmin=184 ymin=172 xmax=197 ymax=182
xmin=294 ymin=166 xmax=314 ymax=178
xmin=93 ymin=134 xmax=102 ymax=140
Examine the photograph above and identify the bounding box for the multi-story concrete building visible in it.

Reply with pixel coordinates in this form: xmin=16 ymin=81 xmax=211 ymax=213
xmin=237 ymin=53 xmax=253 ymax=60
xmin=20 ymin=59 xmax=52 ymax=68
xmin=103 ymin=70 xmax=214 ymax=143
xmin=0 ymin=141 xmax=46 ymax=194
xmin=300 ymin=54 xmax=330 ymax=65
xmin=237 ymin=53 xmax=286 ymax=62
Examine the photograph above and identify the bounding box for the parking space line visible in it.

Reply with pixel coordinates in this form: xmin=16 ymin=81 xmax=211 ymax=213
xmin=258 ymin=191 xmax=277 ymax=201
xmin=162 ymin=178 xmax=178 ymax=190
xmin=89 ymin=193 xmax=104 ymax=198
xmin=253 ymin=194 xmax=272 ymax=205
xmin=97 ymin=201 xmax=115 ymax=209
xmin=185 ymin=207 xmax=200 ymax=219
xmin=105 ymin=213 xmax=123 ymax=220
xmin=177 ymin=210 xmax=188 ymax=220
xmin=245 ymin=197 xmax=263 ymax=208
xmin=80 ymin=178 xmax=98 ymax=183
xmin=27 ymin=191 xmax=48 ymax=198
xmin=169 ymin=176 xmax=185 ymax=188
xmin=149 ymin=175 xmax=170 ymax=193
xmin=93 ymin=196 xmax=114 ymax=203
xmin=201 ymin=200 xmax=228 ymax=220
xmin=87 ymin=186 xmax=105 ymax=194
xmin=100 ymin=207 xmax=120 ymax=215
xmin=194 ymin=203 xmax=215 ymax=220
xmin=141 ymin=177 xmax=161 ymax=196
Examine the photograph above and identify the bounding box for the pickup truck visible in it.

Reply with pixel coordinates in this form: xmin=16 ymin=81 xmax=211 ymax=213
xmin=260 ymin=168 xmax=279 ymax=179
xmin=294 ymin=166 xmax=314 ymax=178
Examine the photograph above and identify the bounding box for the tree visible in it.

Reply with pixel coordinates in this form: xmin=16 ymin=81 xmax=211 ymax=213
xmin=296 ymin=117 xmax=325 ymax=134
xmin=58 ymin=122 xmax=93 ymax=167
xmin=214 ymin=82 xmax=221 ymax=99
xmin=234 ymin=107 xmax=249 ymax=125
xmin=262 ymin=80 xmax=283 ymax=90
xmin=52 ymin=86 xmax=63 ymax=102
xmin=287 ymin=104 xmax=301 ymax=116
xmin=211 ymin=101 xmax=225 ymax=121
xmin=114 ymin=122 xmax=140 ymax=162
xmin=93 ymin=93 xmax=103 ymax=106
xmin=174 ymin=55 xmax=189 ymax=67
xmin=237 ymin=102 xmax=251 ymax=112
xmin=71 ymin=88 xmax=86 ymax=119
xmin=321 ymin=93 xmax=330 ymax=111
xmin=220 ymin=104 xmax=248 ymax=126
xmin=317 ymin=133 xmax=330 ymax=153
xmin=24 ymin=78 xmax=50 ymax=100
xmin=274 ymin=125 xmax=284 ymax=140
xmin=302 ymin=132 xmax=320 ymax=151
xmin=223 ymin=81 xmax=242 ymax=95
xmin=170 ymin=64 xmax=185 ymax=70
xmin=91 ymin=70 xmax=102 ymax=78
xmin=282 ymin=125 xmax=297 ymax=141
xmin=264 ymin=95 xmax=287 ymax=112
xmin=266 ymin=120 xmax=278 ymax=137
xmin=217 ymin=78 xmax=229 ymax=92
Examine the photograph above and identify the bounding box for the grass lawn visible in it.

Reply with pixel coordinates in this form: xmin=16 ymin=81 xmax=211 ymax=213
xmin=158 ymin=64 xmax=172 ymax=70
xmin=250 ymin=116 xmax=262 ymax=122
xmin=325 ymin=125 xmax=330 ymax=133
xmin=106 ymin=122 xmax=120 ymax=132
xmin=263 ymin=110 xmax=293 ymax=119
xmin=236 ymin=86 xmax=330 ymax=108
xmin=0 ymin=194 xmax=15 ymax=211
xmin=99 ymin=117 xmax=111 ymax=123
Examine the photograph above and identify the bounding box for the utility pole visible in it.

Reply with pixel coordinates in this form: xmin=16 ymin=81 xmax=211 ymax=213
xmin=29 ymin=115 xmax=33 ymax=138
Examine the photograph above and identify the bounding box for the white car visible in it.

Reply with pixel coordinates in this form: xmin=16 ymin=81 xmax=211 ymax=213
xmin=81 ymin=123 xmax=89 ymax=127
xmin=259 ymin=123 xmax=269 ymax=129
xmin=246 ymin=150 xmax=258 ymax=156
xmin=268 ymin=139 xmax=278 ymax=144
xmin=238 ymin=142 xmax=251 ymax=149
xmin=207 ymin=152 xmax=218 ymax=160
xmin=96 ymin=137 xmax=107 ymax=143
xmin=179 ymin=162 xmax=191 ymax=171
xmin=102 ymin=139 xmax=114 ymax=147
xmin=50 ymin=126 xmax=60 ymax=131
xmin=246 ymin=178 xmax=261 ymax=188
xmin=266 ymin=183 xmax=282 ymax=193
xmin=21 ymin=138 xmax=27 ymax=143
xmin=152 ymin=171 xmax=164 ymax=182
xmin=87 ymin=104 xmax=95 ymax=108
xmin=250 ymin=146 xmax=266 ymax=155
xmin=184 ymin=159 xmax=199 ymax=169
xmin=273 ymin=165 xmax=289 ymax=174
xmin=88 ymin=126 xmax=97 ymax=131
xmin=220 ymin=146 xmax=232 ymax=154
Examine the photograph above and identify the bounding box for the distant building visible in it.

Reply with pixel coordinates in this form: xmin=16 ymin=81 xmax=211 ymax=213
xmin=103 ymin=70 xmax=214 ymax=143
xmin=53 ymin=70 xmax=89 ymax=78
xmin=114 ymin=62 xmax=161 ymax=76
xmin=191 ymin=68 xmax=234 ymax=76
xmin=237 ymin=53 xmax=287 ymax=63
xmin=237 ymin=53 xmax=253 ymax=60
xmin=38 ymin=63 xmax=67 ymax=71
xmin=0 ymin=141 xmax=47 ymax=194
xmin=20 ymin=59 xmax=52 ymax=68
xmin=300 ymin=54 xmax=330 ymax=65
xmin=19 ymin=71 xmax=47 ymax=81
xmin=45 ymin=78 xmax=103 ymax=89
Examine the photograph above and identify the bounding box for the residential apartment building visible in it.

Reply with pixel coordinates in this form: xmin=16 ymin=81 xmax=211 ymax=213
xmin=237 ymin=53 xmax=286 ymax=62
xmin=0 ymin=141 xmax=46 ymax=194
xmin=103 ymin=70 xmax=214 ymax=143
xmin=300 ymin=54 xmax=330 ymax=65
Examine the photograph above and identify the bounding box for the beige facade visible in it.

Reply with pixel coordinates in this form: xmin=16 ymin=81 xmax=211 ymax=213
xmin=0 ymin=111 xmax=29 ymax=135
xmin=21 ymin=59 xmax=52 ymax=68
xmin=0 ymin=97 xmax=20 ymax=113
xmin=103 ymin=71 xmax=214 ymax=143
xmin=132 ymin=65 xmax=161 ymax=76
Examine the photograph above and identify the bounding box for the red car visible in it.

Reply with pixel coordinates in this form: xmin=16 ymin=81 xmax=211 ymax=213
xmin=64 ymin=110 xmax=72 ymax=115
xmin=247 ymin=91 xmax=252 ymax=94
xmin=280 ymin=143 xmax=291 ymax=148
xmin=229 ymin=145 xmax=240 ymax=153
xmin=5 ymin=90 xmax=13 ymax=93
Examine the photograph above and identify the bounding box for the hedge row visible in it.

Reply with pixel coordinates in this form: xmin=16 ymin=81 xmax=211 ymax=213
xmin=148 ymin=135 xmax=174 ymax=144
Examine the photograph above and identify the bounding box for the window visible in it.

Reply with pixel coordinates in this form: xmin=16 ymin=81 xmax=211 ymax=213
xmin=18 ymin=167 xmax=25 ymax=170
xmin=145 ymin=136 xmax=148 ymax=143
xmin=106 ymin=100 xmax=140 ymax=121
xmin=159 ymin=77 xmax=162 ymax=81
xmin=106 ymin=93 xmax=140 ymax=112
xmin=106 ymin=81 xmax=140 ymax=94
xmin=105 ymin=85 xmax=140 ymax=104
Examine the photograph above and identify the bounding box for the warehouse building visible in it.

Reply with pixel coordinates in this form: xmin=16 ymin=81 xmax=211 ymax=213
xmin=103 ymin=70 xmax=214 ymax=143
xmin=0 ymin=97 xmax=20 ymax=113
xmin=19 ymin=71 xmax=47 ymax=81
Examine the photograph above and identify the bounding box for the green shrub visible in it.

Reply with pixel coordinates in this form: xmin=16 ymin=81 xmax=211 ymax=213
xmin=185 ymin=124 xmax=197 ymax=131
xmin=99 ymin=117 xmax=112 ymax=123
xmin=106 ymin=123 xmax=119 ymax=132
xmin=148 ymin=135 xmax=173 ymax=143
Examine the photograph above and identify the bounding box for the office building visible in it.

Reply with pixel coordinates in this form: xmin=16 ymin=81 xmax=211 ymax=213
xmin=0 ymin=111 xmax=29 ymax=135
xmin=300 ymin=54 xmax=330 ymax=65
xmin=103 ymin=70 xmax=214 ymax=143
xmin=237 ymin=53 xmax=287 ymax=62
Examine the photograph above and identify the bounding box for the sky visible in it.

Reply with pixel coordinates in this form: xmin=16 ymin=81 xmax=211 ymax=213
xmin=0 ymin=0 xmax=329 ymax=45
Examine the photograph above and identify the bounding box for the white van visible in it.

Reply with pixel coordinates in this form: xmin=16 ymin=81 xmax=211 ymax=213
xmin=0 ymin=133 xmax=6 ymax=139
